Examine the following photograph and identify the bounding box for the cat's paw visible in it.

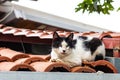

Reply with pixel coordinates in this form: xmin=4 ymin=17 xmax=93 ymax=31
xmin=50 ymin=58 xmax=63 ymax=63
xmin=55 ymin=59 xmax=63 ymax=63
xmin=82 ymin=60 xmax=91 ymax=65
xmin=49 ymin=59 xmax=57 ymax=62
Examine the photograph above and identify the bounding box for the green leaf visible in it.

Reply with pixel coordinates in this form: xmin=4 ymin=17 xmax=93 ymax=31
xmin=75 ymin=0 xmax=115 ymax=15
xmin=117 ymin=7 xmax=120 ymax=11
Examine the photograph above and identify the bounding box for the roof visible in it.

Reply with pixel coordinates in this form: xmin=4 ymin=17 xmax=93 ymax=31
xmin=0 ymin=2 xmax=109 ymax=32
xmin=0 ymin=0 xmax=120 ymax=72
xmin=0 ymin=19 xmax=120 ymax=80
xmin=0 ymin=24 xmax=119 ymax=73
xmin=0 ymin=24 xmax=120 ymax=44
xmin=0 ymin=47 xmax=118 ymax=73
xmin=0 ymin=1 xmax=120 ymax=80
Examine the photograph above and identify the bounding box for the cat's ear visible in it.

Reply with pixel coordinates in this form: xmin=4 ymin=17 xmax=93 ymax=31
xmin=53 ymin=31 xmax=60 ymax=39
xmin=67 ymin=33 xmax=74 ymax=40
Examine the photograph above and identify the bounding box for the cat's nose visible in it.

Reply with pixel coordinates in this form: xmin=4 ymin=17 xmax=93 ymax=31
xmin=63 ymin=50 xmax=66 ymax=53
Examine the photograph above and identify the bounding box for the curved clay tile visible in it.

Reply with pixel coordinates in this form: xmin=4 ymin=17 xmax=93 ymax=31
xmin=0 ymin=48 xmax=29 ymax=61
xmin=73 ymin=32 xmax=82 ymax=37
xmin=0 ymin=62 xmax=35 ymax=71
xmin=0 ymin=24 xmax=5 ymax=29
xmin=102 ymin=38 xmax=120 ymax=49
xmin=56 ymin=31 xmax=71 ymax=37
xmin=26 ymin=32 xmax=45 ymax=37
xmin=1 ymin=28 xmax=19 ymax=34
xmin=81 ymin=32 xmax=91 ymax=36
xmin=13 ymin=29 xmax=31 ymax=36
xmin=104 ymin=31 xmax=114 ymax=33
xmin=0 ymin=24 xmax=3 ymax=28
xmin=40 ymin=33 xmax=53 ymax=39
xmin=89 ymin=31 xmax=96 ymax=34
xmin=15 ymin=57 xmax=45 ymax=64
xmin=102 ymin=38 xmax=120 ymax=57
xmin=25 ymin=30 xmax=42 ymax=37
xmin=0 ymin=56 xmax=12 ymax=62
xmin=71 ymin=66 xmax=96 ymax=73
xmin=14 ymin=29 xmax=23 ymax=34
xmin=99 ymin=32 xmax=112 ymax=39
xmin=30 ymin=62 xmax=70 ymax=72
xmin=83 ymin=60 xmax=118 ymax=73
xmin=81 ymin=32 xmax=112 ymax=39
xmin=105 ymin=32 xmax=120 ymax=38
xmin=29 ymin=54 xmax=51 ymax=61
xmin=43 ymin=30 xmax=54 ymax=35
xmin=1 ymin=27 xmax=14 ymax=32
xmin=110 ymin=33 xmax=120 ymax=38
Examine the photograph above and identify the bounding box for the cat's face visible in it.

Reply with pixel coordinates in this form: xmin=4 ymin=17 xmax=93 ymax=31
xmin=52 ymin=32 xmax=75 ymax=56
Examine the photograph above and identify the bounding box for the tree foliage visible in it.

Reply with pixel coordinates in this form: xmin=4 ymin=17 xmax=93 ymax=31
xmin=75 ymin=0 xmax=120 ymax=14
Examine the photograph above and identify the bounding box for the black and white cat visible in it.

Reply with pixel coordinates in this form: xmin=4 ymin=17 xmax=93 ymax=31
xmin=50 ymin=32 xmax=106 ymax=67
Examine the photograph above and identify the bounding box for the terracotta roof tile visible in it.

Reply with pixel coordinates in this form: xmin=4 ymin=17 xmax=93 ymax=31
xmin=104 ymin=31 xmax=120 ymax=38
xmin=0 ymin=24 xmax=119 ymax=73
xmin=30 ymin=62 xmax=70 ymax=72
xmin=81 ymin=32 xmax=112 ymax=39
xmin=71 ymin=66 xmax=96 ymax=73
xmin=0 ymin=56 xmax=12 ymax=62
xmin=102 ymin=38 xmax=120 ymax=49
xmin=0 ymin=24 xmax=120 ymax=44
xmin=0 ymin=62 xmax=35 ymax=71
xmin=14 ymin=57 xmax=45 ymax=64
xmin=0 ymin=48 xmax=30 ymax=61
xmin=82 ymin=60 xmax=118 ymax=73
xmin=29 ymin=54 xmax=51 ymax=61
xmin=0 ymin=48 xmax=117 ymax=73
xmin=102 ymin=38 xmax=120 ymax=57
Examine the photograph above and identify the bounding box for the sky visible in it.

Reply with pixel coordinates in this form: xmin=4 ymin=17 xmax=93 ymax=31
xmin=12 ymin=0 xmax=120 ymax=32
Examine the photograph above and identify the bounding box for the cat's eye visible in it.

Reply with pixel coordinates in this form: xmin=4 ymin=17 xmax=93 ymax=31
xmin=66 ymin=45 xmax=69 ymax=49
xmin=66 ymin=47 xmax=69 ymax=49
xmin=66 ymin=45 xmax=69 ymax=47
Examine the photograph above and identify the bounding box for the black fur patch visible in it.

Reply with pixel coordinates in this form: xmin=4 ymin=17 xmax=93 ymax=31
xmin=95 ymin=54 xmax=104 ymax=61
xmin=52 ymin=37 xmax=63 ymax=48
xmin=72 ymin=40 xmax=77 ymax=48
xmin=65 ymin=37 xmax=76 ymax=48
xmin=52 ymin=37 xmax=76 ymax=48
xmin=83 ymin=41 xmax=90 ymax=51
xmin=83 ymin=38 xmax=102 ymax=54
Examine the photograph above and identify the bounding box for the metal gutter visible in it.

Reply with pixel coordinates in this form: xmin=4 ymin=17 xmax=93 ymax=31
xmin=0 ymin=72 xmax=120 ymax=80
xmin=3 ymin=2 xmax=108 ymax=32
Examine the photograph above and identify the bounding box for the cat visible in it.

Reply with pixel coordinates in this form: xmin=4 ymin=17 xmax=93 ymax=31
xmin=50 ymin=31 xmax=106 ymax=67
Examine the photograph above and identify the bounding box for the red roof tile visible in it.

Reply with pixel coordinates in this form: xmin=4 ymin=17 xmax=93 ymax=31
xmin=103 ymin=38 xmax=120 ymax=49
xmin=71 ymin=66 xmax=96 ymax=73
xmin=0 ymin=47 xmax=117 ymax=73
xmin=83 ymin=60 xmax=118 ymax=73
xmin=104 ymin=31 xmax=120 ymax=38
xmin=0 ymin=24 xmax=120 ymax=44
xmin=0 ymin=56 xmax=12 ymax=62
xmin=0 ymin=48 xmax=29 ymax=61
xmin=0 ymin=24 xmax=119 ymax=73
xmin=102 ymin=38 xmax=120 ymax=57
xmin=0 ymin=62 xmax=35 ymax=71
xmin=15 ymin=57 xmax=45 ymax=64
xmin=30 ymin=62 xmax=70 ymax=72
xmin=29 ymin=54 xmax=51 ymax=61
